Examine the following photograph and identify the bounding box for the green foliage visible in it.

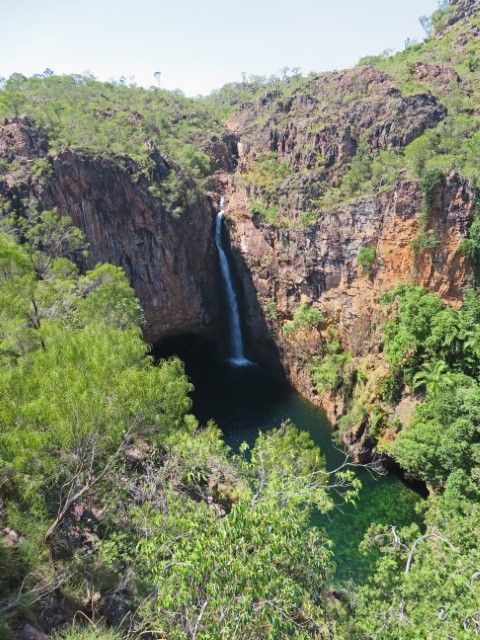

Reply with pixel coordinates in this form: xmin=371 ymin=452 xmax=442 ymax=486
xmin=265 ymin=297 xmax=278 ymax=321
xmin=243 ymin=152 xmax=293 ymax=226
xmin=318 ymin=477 xmax=422 ymax=585
xmin=411 ymin=227 xmax=441 ymax=254
xmin=245 ymin=151 xmax=292 ymax=195
xmin=388 ymin=375 xmax=480 ymax=487
xmin=371 ymin=149 xmax=405 ymax=193
xmin=249 ymin=199 xmax=280 ymax=224
xmin=356 ymin=245 xmax=376 ymax=276
xmin=460 ymin=210 xmax=480 ymax=268
xmin=421 ymin=167 xmax=444 ymax=211
xmin=379 ymin=285 xmax=480 ymax=492
xmin=357 ymin=50 xmax=393 ymax=67
xmin=203 ymin=70 xmax=308 ymax=119
xmin=0 ymin=224 xmax=196 ymax=616
xmin=377 ymin=365 xmax=404 ymax=406
xmin=175 ymin=143 xmax=211 ymax=177
xmin=337 ymin=401 xmax=368 ymax=434
xmin=341 ymin=141 xmax=373 ymax=195
xmin=432 ymin=3 xmax=456 ymax=34
xmin=101 ymin=423 xmax=358 ymax=638
xmin=313 ymin=140 xmax=377 ymax=210
xmin=309 ymin=349 xmax=351 ymax=395
xmin=412 ymin=359 xmax=453 ymax=393
xmin=466 ymin=50 xmax=480 ymax=72
xmin=411 ymin=169 xmax=444 ymax=254
xmin=0 ymin=220 xmax=362 ymax=638
xmin=51 ymin=626 xmax=123 ymax=640
xmin=0 ymin=72 xmax=227 ymax=189
xmin=405 ymin=116 xmax=480 ymax=186
xmin=419 ymin=14 xmax=433 ymax=37
xmin=381 ymin=285 xmax=445 ymax=367
xmin=283 ymin=302 xmax=325 ymax=336
xmin=347 ymin=497 xmax=480 ymax=639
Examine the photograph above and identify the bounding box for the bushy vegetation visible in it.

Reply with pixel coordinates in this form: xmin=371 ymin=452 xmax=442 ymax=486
xmin=340 ymin=283 xmax=480 ymax=638
xmin=309 ymin=331 xmax=351 ymax=395
xmin=0 ymin=214 xmax=365 ymax=637
xmin=356 ymin=245 xmax=376 ymax=275
xmin=0 ymin=72 xmax=224 ymax=190
xmin=283 ymin=302 xmax=325 ymax=336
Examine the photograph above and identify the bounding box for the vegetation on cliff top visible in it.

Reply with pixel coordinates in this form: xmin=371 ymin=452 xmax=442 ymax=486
xmin=0 ymin=72 xmax=229 ymax=218
xmin=210 ymin=0 xmax=480 ymax=227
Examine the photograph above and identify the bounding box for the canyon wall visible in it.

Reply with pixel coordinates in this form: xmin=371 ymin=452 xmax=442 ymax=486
xmin=223 ymin=173 xmax=473 ymax=420
xmin=216 ymin=59 xmax=476 ymax=422
xmin=0 ymin=118 xmax=223 ymax=345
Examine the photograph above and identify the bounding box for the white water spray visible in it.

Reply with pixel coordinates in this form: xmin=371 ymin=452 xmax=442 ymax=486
xmin=215 ymin=198 xmax=253 ymax=366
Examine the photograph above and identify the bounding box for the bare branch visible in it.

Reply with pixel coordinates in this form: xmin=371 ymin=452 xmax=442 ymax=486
xmin=405 ymin=529 xmax=457 ymax=574
xmin=45 ymin=422 xmax=137 ymax=541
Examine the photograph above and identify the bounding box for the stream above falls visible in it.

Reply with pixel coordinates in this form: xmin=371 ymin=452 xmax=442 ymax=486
xmin=156 ymin=336 xmax=422 ymax=583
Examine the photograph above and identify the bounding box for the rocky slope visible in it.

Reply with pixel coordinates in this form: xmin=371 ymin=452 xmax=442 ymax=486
xmin=216 ymin=0 xmax=480 ymax=425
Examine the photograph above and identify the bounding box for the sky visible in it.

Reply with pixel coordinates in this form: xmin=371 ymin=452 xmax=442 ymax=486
xmin=1 ymin=0 xmax=441 ymax=96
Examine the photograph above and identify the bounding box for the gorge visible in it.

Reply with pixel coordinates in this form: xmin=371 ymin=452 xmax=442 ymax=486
xmin=1 ymin=1 xmax=480 ymax=637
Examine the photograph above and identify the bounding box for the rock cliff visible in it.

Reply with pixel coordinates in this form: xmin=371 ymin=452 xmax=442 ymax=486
xmin=222 ymin=172 xmax=473 ymax=421
xmin=0 ymin=118 xmax=223 ymax=345
xmin=214 ymin=33 xmax=478 ymax=424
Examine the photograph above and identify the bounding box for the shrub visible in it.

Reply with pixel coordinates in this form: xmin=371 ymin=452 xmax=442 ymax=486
xmin=411 ymin=169 xmax=444 ymax=254
xmin=342 ymin=141 xmax=373 ymax=195
xmin=309 ymin=351 xmax=351 ymax=394
xmin=377 ymin=365 xmax=404 ymax=406
xmin=337 ymin=401 xmax=368 ymax=433
xmin=357 ymin=246 xmax=376 ymax=276
xmin=357 ymin=50 xmax=393 ymax=67
xmin=177 ymin=144 xmax=211 ymax=177
xmin=460 ymin=214 xmax=480 ymax=263
xmin=421 ymin=169 xmax=444 ymax=212
xmin=265 ymin=298 xmax=278 ymax=322
xmin=283 ymin=303 xmax=325 ymax=336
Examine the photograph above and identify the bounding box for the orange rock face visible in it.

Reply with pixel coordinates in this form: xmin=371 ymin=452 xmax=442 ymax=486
xmin=221 ymin=173 xmax=473 ymax=419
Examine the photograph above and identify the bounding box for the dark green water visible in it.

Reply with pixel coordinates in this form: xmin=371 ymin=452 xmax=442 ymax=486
xmin=161 ymin=340 xmax=421 ymax=583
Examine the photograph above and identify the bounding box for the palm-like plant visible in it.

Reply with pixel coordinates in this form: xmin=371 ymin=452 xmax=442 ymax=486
xmin=463 ymin=329 xmax=480 ymax=360
xmin=412 ymin=360 xmax=454 ymax=394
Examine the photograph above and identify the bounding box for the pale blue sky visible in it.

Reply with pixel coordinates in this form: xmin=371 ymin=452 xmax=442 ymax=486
xmin=1 ymin=0 xmax=440 ymax=96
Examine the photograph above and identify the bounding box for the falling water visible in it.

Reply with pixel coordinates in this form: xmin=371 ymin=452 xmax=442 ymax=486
xmin=215 ymin=198 xmax=253 ymax=366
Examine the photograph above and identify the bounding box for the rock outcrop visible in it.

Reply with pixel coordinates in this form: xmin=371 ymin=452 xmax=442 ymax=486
xmin=229 ymin=66 xmax=446 ymax=177
xmin=0 ymin=118 xmax=223 ymax=345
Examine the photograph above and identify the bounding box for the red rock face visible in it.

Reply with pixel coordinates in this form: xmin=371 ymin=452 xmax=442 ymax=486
xmin=42 ymin=150 xmax=222 ymax=344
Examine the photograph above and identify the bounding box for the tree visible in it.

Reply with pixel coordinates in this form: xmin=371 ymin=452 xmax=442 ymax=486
xmin=0 ymin=226 xmax=195 ymax=623
xmin=102 ymin=423 xmax=360 ymax=638
xmin=412 ymin=359 xmax=453 ymax=394
xmin=357 ymin=245 xmax=376 ymax=276
xmin=419 ymin=15 xmax=433 ymax=37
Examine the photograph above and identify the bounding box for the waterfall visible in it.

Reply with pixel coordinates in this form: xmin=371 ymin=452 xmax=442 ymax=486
xmin=215 ymin=197 xmax=253 ymax=366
